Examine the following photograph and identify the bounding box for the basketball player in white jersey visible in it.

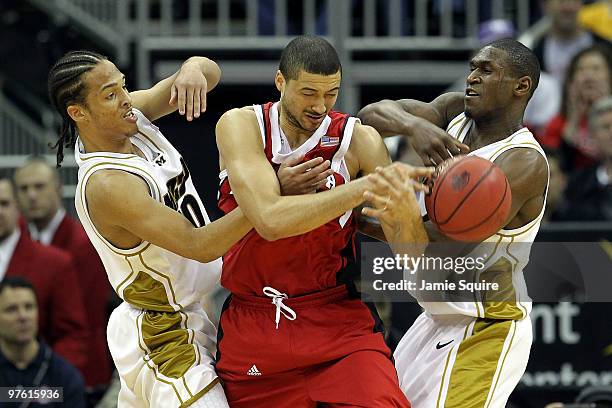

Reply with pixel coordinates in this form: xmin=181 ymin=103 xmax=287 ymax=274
xmin=46 ymin=51 xmax=251 ymax=407
xmin=357 ymin=39 xmax=549 ymax=407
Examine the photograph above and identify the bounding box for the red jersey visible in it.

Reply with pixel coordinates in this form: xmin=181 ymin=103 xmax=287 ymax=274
xmin=218 ymin=102 xmax=359 ymax=297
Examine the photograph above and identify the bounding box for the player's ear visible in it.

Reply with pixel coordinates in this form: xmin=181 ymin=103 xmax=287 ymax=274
xmin=514 ymin=76 xmax=532 ymax=98
xmin=67 ymin=104 xmax=87 ymax=124
xmin=275 ymin=70 xmax=285 ymax=93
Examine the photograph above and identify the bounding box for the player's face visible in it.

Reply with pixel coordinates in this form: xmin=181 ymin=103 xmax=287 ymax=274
xmin=72 ymin=60 xmax=137 ymax=137
xmin=593 ymin=110 xmax=612 ymax=158
xmin=0 ymin=181 xmax=19 ymax=241
xmin=276 ymin=69 xmax=341 ymax=132
xmin=0 ymin=287 xmax=38 ymax=345
xmin=14 ymin=163 xmax=62 ymax=225
xmin=465 ymin=47 xmax=516 ymax=120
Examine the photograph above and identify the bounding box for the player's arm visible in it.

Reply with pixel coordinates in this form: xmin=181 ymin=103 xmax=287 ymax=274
xmin=352 ymin=124 xmax=433 ymax=254
xmin=357 ymin=92 xmax=469 ymax=166
xmin=217 ymin=108 xmax=374 ymax=241
xmin=130 ymin=57 xmax=221 ymax=122
xmin=495 ymin=148 xmax=548 ymax=229
xmin=426 ymin=148 xmax=548 ymax=243
xmin=86 ymin=170 xmax=251 ymax=263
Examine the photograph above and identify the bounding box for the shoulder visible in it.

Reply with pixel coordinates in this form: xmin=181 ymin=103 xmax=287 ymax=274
xmin=351 ymin=123 xmax=384 ymax=149
xmin=48 ymin=348 xmax=85 ymax=388
xmin=86 ymin=169 xmax=150 ymax=202
xmin=495 ymin=147 xmax=548 ymax=193
xmin=218 ymin=106 xmax=257 ymax=125
xmin=348 ymin=123 xmax=390 ymax=173
xmin=216 ymin=107 xmax=263 ymax=151
xmin=430 ymin=92 xmax=464 ymax=124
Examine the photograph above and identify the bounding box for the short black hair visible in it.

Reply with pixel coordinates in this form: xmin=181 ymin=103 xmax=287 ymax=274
xmin=486 ymin=38 xmax=540 ymax=97
xmin=279 ymin=36 xmax=342 ymax=81
xmin=0 ymin=277 xmax=37 ymax=299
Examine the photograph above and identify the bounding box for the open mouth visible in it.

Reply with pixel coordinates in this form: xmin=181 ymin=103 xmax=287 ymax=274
xmin=123 ymin=109 xmax=137 ymax=123
xmin=465 ymin=88 xmax=479 ymax=97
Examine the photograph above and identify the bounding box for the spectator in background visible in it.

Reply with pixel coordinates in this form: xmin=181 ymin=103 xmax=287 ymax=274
xmin=0 ymin=276 xmax=85 ymax=408
xmin=541 ymin=45 xmax=612 ymax=171
xmin=579 ymin=0 xmax=612 ymax=41
xmin=555 ymin=96 xmax=612 ymax=221
xmin=0 ymin=176 xmax=88 ymax=375
xmin=14 ymin=158 xmax=112 ymax=393
xmin=531 ymin=0 xmax=610 ymax=84
xmin=541 ymin=148 xmax=568 ymax=222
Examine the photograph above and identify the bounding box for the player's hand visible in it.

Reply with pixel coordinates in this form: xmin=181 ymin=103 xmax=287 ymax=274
xmin=169 ymin=60 xmax=208 ymax=121
xmin=277 ymin=156 xmax=334 ymax=195
xmin=361 ymin=163 xmax=434 ymax=225
xmin=409 ymin=120 xmax=469 ymax=166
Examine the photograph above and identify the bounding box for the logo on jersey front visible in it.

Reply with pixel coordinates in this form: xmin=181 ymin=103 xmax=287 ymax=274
xmin=247 ymin=365 xmax=262 ymax=376
xmin=320 ymin=136 xmax=339 ymax=147
xmin=325 ymin=174 xmax=336 ymax=189
xmin=155 ymin=155 xmax=166 ymax=166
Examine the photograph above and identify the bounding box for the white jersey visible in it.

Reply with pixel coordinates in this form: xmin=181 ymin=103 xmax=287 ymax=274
xmin=74 ymin=108 xmax=222 ymax=312
xmin=415 ymin=112 xmax=549 ymax=320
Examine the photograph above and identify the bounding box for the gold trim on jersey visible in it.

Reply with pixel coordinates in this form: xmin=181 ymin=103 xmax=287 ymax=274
xmin=135 ymin=311 xmax=185 ymax=404
xmin=79 ymin=154 xmax=140 ymax=161
xmin=486 ymin=140 xmax=542 ymax=163
xmin=138 ymin=253 xmax=184 ymax=310
xmin=179 ymin=378 xmax=220 ymax=408
xmin=123 ymin=270 xmax=174 ymax=312
xmin=484 ymin=320 xmax=517 ymax=408
xmin=455 ymin=117 xmax=472 ymax=143
xmin=140 ymin=310 xmax=197 ymax=379
xmin=495 ymin=218 xmax=540 ymax=238
xmin=481 ymin=257 xmax=524 ymax=320
xmin=78 ymin=161 xmax=161 ymax=256
xmin=137 ymin=131 xmax=163 ymax=151
xmin=182 ymin=376 xmax=195 ymax=400
xmin=443 ymin=319 xmax=515 ymax=407
xmin=446 ymin=114 xmax=465 ymax=134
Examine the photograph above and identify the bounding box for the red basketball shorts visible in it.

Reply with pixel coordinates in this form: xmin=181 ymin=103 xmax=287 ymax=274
xmin=215 ymin=285 xmax=410 ymax=408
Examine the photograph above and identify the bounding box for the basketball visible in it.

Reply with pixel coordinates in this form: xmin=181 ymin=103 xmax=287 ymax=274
xmin=425 ymin=155 xmax=512 ymax=242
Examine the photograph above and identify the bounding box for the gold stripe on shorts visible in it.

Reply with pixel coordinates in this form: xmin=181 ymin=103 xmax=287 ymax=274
xmin=441 ymin=319 xmax=514 ymax=407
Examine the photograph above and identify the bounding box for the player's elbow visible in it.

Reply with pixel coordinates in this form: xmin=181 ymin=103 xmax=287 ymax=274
xmin=251 ymin=214 xmax=285 ymax=241
xmin=253 ymin=223 xmax=282 ymax=242
xmin=357 ymin=99 xmax=392 ymax=123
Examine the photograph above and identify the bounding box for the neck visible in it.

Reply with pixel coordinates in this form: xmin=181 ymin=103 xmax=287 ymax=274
xmin=0 ymin=339 xmax=39 ymax=370
xmin=32 ymin=208 xmax=60 ymax=232
xmin=277 ymin=105 xmax=316 ymax=147
xmin=471 ymin=114 xmax=524 ymax=148
xmin=79 ymin=125 xmax=135 ymax=155
xmin=550 ymin=24 xmax=583 ymax=40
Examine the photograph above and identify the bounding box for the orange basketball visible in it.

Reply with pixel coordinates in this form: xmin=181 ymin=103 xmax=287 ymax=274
xmin=424 ymin=156 xmax=512 ymax=242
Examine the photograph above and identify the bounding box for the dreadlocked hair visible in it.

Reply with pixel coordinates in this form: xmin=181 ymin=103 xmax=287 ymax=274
xmin=48 ymin=50 xmax=107 ymax=167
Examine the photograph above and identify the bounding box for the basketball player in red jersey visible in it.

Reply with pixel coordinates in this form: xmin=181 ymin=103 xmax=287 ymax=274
xmin=358 ymin=39 xmax=549 ymax=407
xmin=215 ymin=36 xmax=431 ymax=407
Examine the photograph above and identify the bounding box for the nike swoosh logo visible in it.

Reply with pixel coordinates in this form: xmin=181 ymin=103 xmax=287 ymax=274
xmin=436 ymin=340 xmax=454 ymax=349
